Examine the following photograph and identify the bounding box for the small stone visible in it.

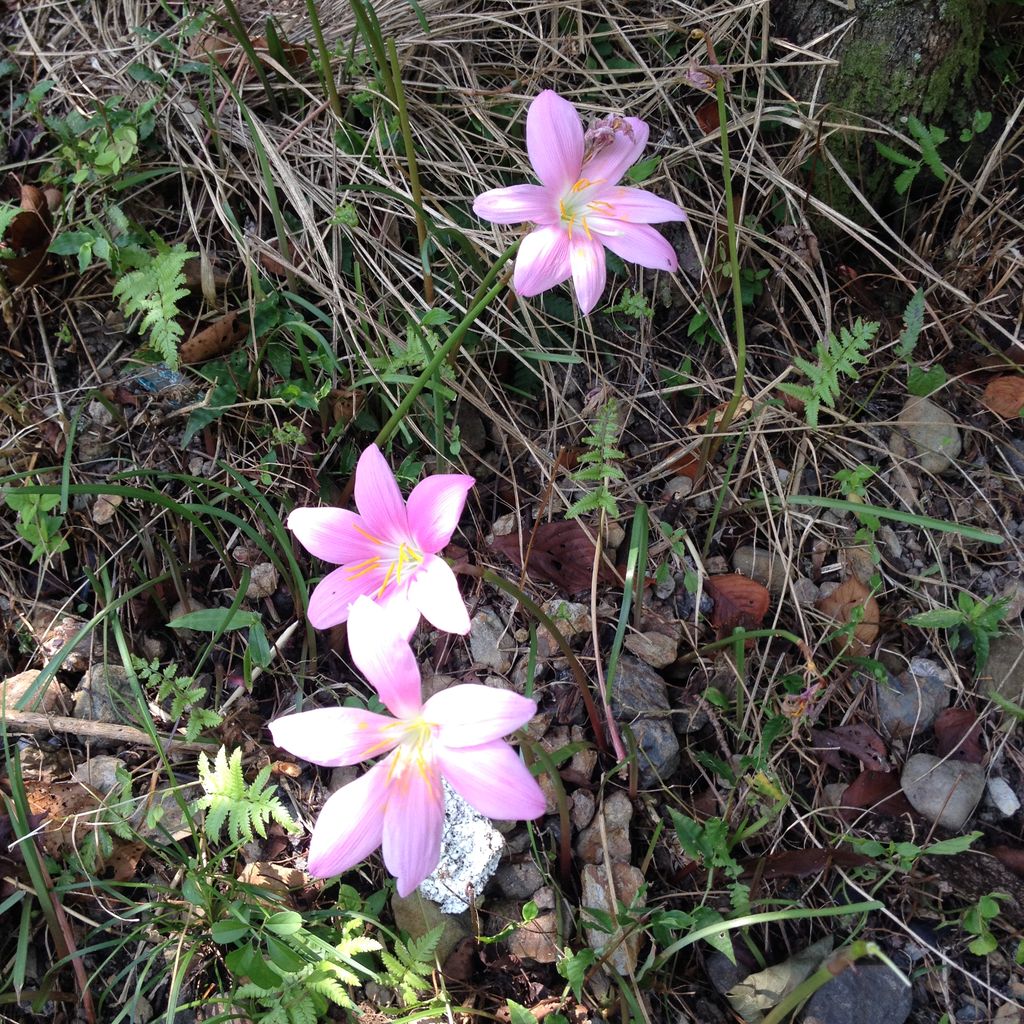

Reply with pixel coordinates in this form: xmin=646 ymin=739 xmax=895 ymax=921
xmin=33 ymin=614 xmax=98 ymax=672
xmin=580 ymin=862 xmax=645 ymax=974
xmin=494 ymin=861 xmax=544 ymax=899
xmin=654 ymin=572 xmax=676 ymax=600
xmin=391 ymin=891 xmax=470 ymax=965
xmin=901 ymin=753 xmax=985 ymax=830
xmin=508 ymin=910 xmax=560 ymax=963
xmin=2 ymin=669 xmax=70 ymax=715
xmin=571 ymin=789 xmax=596 ymax=830
xmin=419 ymin=784 xmax=504 ymax=913
xmin=575 ymin=790 xmax=632 ymax=865
xmin=728 ymin=936 xmax=833 ymax=1021
xmin=604 ymin=521 xmax=625 ymax=550
xmin=731 ymin=544 xmax=789 ymax=595
xmin=537 ymin=600 xmax=591 ymax=657
xmin=982 ymin=633 xmax=1024 ymax=703
xmin=72 ymin=755 xmax=126 ymax=794
xmin=986 ymin=777 xmax=1020 ymax=818
xmin=792 ymin=577 xmax=820 ymax=606
xmin=840 ymin=545 xmax=877 ymax=585
xmin=328 ymin=765 xmax=358 ymax=793
xmin=706 ymin=951 xmax=747 ymax=995
xmin=469 ymin=608 xmax=515 ymax=674
xmin=73 ymin=665 xmax=136 ymax=726
xmin=893 ymin=396 xmax=962 ymax=475
xmin=662 ymin=475 xmax=694 ymax=502
xmin=624 ymin=631 xmax=678 ymax=668
xmin=245 ymin=562 xmax=278 ymax=600
xmin=570 ymin=727 xmax=598 ymax=778
xmin=134 ymin=787 xmax=190 ymax=840
xmin=611 ymin=657 xmax=680 ymax=786
xmin=875 ymin=660 xmax=949 ymax=738
xmin=800 ymin=963 xmax=912 ymax=1024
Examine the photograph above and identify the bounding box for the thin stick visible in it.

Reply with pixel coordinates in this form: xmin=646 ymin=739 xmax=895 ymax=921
xmin=2 ymin=710 xmax=216 ymax=754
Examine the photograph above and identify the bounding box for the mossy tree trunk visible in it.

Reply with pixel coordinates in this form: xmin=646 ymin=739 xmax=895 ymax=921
xmin=774 ymin=0 xmax=990 ymax=221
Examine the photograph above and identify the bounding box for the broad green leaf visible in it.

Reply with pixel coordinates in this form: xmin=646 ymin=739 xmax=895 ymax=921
xmin=169 ymin=608 xmax=262 ymax=632
xmin=906 ymin=608 xmax=963 ymax=629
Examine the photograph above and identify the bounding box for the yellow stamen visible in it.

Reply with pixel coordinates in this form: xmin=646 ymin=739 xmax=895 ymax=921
xmin=353 ymin=522 xmax=383 ymax=544
xmin=346 ymin=556 xmax=381 ymax=580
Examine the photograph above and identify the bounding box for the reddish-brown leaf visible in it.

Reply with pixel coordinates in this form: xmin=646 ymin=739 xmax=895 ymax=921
xmin=933 ymin=707 xmax=984 ymax=763
xmin=981 ymin=376 xmax=1024 ymax=419
xmin=179 ymin=311 xmax=247 ymax=365
xmin=705 ymin=573 xmax=770 ymax=636
xmin=840 ymin=769 xmax=915 ymax=821
xmin=490 ymin=520 xmax=619 ymax=594
xmin=1 ymin=183 xmax=53 ymax=286
xmin=810 ymin=723 xmax=891 ymax=773
xmin=694 ymin=99 xmax=720 ymax=134
xmin=816 ymin=577 xmax=880 ymax=654
xmin=992 ymin=845 xmax=1024 ymax=878
xmin=741 ymin=846 xmax=873 ymax=881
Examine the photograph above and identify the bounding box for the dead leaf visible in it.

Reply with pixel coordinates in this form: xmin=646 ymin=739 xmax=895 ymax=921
xmin=188 ymin=32 xmax=308 ymax=75
xmin=840 ymin=769 xmax=915 ymax=821
xmin=24 ymin=781 xmax=100 ymax=857
xmin=693 ymin=99 xmax=720 ymax=134
xmin=685 ymin=397 xmax=754 ymax=432
xmin=742 ymin=846 xmax=873 ymax=881
xmin=816 ymin=577 xmax=880 ymax=655
xmin=179 ymin=311 xmax=247 ymax=365
xmin=982 ymin=376 xmax=1024 ymax=419
xmin=992 ymin=845 xmax=1024 ymax=877
xmin=810 ymin=723 xmax=891 ymax=772
xmin=1 ymin=184 xmax=53 ymax=286
xmin=238 ymin=860 xmax=306 ymax=893
xmin=490 ymin=520 xmax=619 ymax=594
xmin=933 ymin=707 xmax=984 ymax=763
xmin=104 ymin=841 xmax=145 ymax=881
xmin=704 ymin=573 xmax=770 ymax=636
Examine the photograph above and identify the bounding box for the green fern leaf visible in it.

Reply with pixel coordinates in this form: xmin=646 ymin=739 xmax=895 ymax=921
xmin=896 ymin=288 xmax=925 ymax=358
xmin=566 ymin=398 xmax=625 ymax=521
xmin=112 ymin=241 xmax=193 ymax=369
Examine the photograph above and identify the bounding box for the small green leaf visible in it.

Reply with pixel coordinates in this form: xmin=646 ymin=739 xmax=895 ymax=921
xmin=906 ymin=608 xmax=963 ymax=629
xmin=625 ymin=155 xmax=660 ymax=183
xmin=265 ymin=910 xmax=304 ymax=936
xmin=507 ymin=1000 xmax=536 ymax=1024
xmin=211 ymin=919 xmax=250 ymax=944
xmin=926 ymin=832 xmax=980 ymax=856
xmin=907 ymin=363 xmax=947 ymax=396
xmin=169 ymin=608 xmax=262 ymax=632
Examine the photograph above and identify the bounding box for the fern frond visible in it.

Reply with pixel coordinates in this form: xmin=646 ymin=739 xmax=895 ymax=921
xmin=566 ymin=398 xmax=626 ymax=521
xmin=780 ymin=319 xmax=878 ymax=427
xmin=195 ymin=746 xmax=297 ymax=845
xmin=112 ymin=241 xmax=193 ymax=369
xmin=896 ymin=288 xmax=925 ymax=358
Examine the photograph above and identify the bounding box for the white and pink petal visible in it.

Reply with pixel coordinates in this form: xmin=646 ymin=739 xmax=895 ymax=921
xmin=473 ymin=184 xmax=558 ymax=225
xmin=436 ymin=740 xmax=546 ymax=821
xmin=407 ymin=555 xmax=470 ymax=635
xmin=569 ymin=233 xmax=607 ymax=314
xmin=353 ymin=444 xmax=411 ymax=545
xmin=426 ymin=685 xmax=538 ymax=747
xmin=406 ymin=473 xmax=475 ymax=554
xmin=307 ymin=761 xmax=388 ymax=878
xmin=581 ymin=117 xmax=649 ymax=185
xmin=526 ymin=90 xmax=584 ymax=194
xmin=306 ymin=563 xmax=387 ymax=630
xmin=347 ymin=596 xmax=424 ymax=719
xmin=589 ymin=219 xmax=678 ymax=272
xmin=513 ymin=225 xmax=573 ymax=298
xmin=381 ymin=754 xmax=445 ymax=897
xmin=287 ymin=506 xmax=382 ymax=566
xmin=601 ymin=187 xmax=687 ymax=224
xmin=269 ymin=706 xmax=400 ymax=766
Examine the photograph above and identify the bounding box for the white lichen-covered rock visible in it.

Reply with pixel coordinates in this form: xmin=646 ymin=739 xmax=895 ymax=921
xmin=420 ymin=785 xmax=504 ymax=913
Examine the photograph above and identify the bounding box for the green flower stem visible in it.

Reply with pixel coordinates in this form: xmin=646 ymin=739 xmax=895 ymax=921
xmin=371 ymin=240 xmax=519 ymax=451
xmin=454 ymin=563 xmax=608 ymax=755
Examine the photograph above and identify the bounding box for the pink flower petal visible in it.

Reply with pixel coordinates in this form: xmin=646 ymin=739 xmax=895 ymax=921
xmin=513 ymin=225 xmax=572 ymax=298
xmin=306 ymin=563 xmax=386 ymax=629
xmin=287 ymin=507 xmax=381 ymax=566
xmin=569 ymin=233 xmax=607 ymax=314
xmin=382 ymin=753 xmax=445 ymax=897
xmin=581 ymin=117 xmax=649 ymax=185
xmin=347 ymin=596 xmax=423 ymax=719
xmin=407 ymin=555 xmax=470 ymax=635
xmin=354 ymin=444 xmax=410 ymax=544
xmin=307 ymin=760 xmax=387 ymax=878
xmin=406 ymin=473 xmax=475 ymax=554
xmin=426 ymin=685 xmax=538 ymax=747
xmin=436 ymin=740 xmax=546 ymax=820
xmin=589 ymin=219 xmax=678 ymax=272
xmin=602 ymin=186 xmax=688 ymax=224
xmin=270 ymin=706 xmax=400 ymax=766
xmin=526 ymin=90 xmax=584 ymax=193
xmin=473 ymin=184 xmax=558 ymax=225
xmin=376 ymin=586 xmax=422 ymax=640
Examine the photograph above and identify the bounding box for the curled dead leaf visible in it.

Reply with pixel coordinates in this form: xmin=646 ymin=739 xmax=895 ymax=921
xmin=238 ymin=860 xmax=306 ymax=893
xmin=982 ymin=376 xmax=1024 ymax=419
xmin=704 ymin=573 xmax=770 ymax=637
xmin=92 ymin=493 xmax=122 ymax=525
xmin=816 ymin=577 xmax=879 ymax=655
xmin=933 ymin=707 xmax=984 ymax=763
xmin=24 ymin=780 xmax=100 ymax=857
xmin=490 ymin=520 xmax=619 ymax=594
xmin=685 ymin=397 xmax=754 ymax=432
xmin=179 ymin=311 xmax=247 ymax=365
xmin=810 ymin=723 xmax=891 ymax=772
xmin=839 ymin=769 xmax=915 ymax=822
xmin=1 ymin=183 xmax=53 ymax=286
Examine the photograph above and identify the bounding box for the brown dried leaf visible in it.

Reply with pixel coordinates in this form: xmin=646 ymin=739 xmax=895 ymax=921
xmin=840 ymin=769 xmax=915 ymax=821
xmin=188 ymin=33 xmax=308 ymax=74
xmin=24 ymin=781 xmax=100 ymax=857
xmin=816 ymin=577 xmax=880 ymax=655
xmin=982 ymin=376 xmax=1024 ymax=419
xmin=694 ymin=99 xmax=720 ymax=134
xmin=1 ymin=184 xmax=53 ymax=286
xmin=704 ymin=573 xmax=770 ymax=636
xmin=685 ymin=397 xmax=753 ymax=432
xmin=104 ymin=840 xmax=145 ymax=881
xmin=179 ymin=311 xmax=247 ymax=365
xmin=91 ymin=493 xmax=122 ymax=525
xmin=933 ymin=707 xmax=984 ymax=763
xmin=741 ymin=846 xmax=872 ymax=881
xmin=992 ymin=845 xmax=1024 ymax=878
xmin=810 ymin=723 xmax=891 ymax=772
xmin=490 ymin=521 xmax=619 ymax=594
xmin=238 ymin=860 xmax=306 ymax=893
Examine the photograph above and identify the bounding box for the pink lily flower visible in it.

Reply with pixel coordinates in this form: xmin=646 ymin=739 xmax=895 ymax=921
xmin=270 ymin=597 xmax=546 ymax=896
xmin=473 ymin=89 xmax=688 ymax=315
xmin=288 ymin=444 xmax=475 ymax=637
